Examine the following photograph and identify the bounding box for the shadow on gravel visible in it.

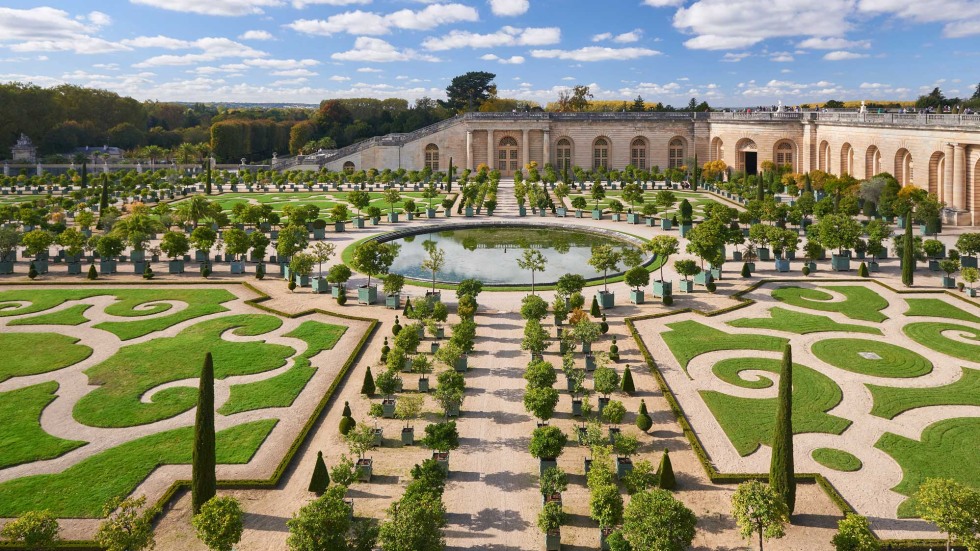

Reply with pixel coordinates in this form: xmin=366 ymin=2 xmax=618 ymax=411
xmin=242 ymin=512 xmax=288 ymax=533
xmin=470 ymin=507 xmax=530 ymax=532
xmin=482 ymin=470 xmax=537 ymax=491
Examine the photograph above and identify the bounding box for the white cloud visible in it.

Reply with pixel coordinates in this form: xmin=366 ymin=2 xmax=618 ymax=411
xmin=292 ymin=0 xmax=371 ymax=7
xmin=673 ymin=0 xmax=856 ymax=50
xmin=642 ymin=0 xmax=685 ymax=6
xmin=134 ymin=38 xmax=267 ymax=67
xmin=129 ymin=0 xmax=283 ymax=16
xmin=614 ymin=30 xmax=642 ymax=43
xmin=561 ymin=76 xmax=575 ymax=81
xmin=530 ymin=46 xmax=660 ymax=62
xmin=489 ymin=0 xmax=530 ymax=16
xmin=859 ymin=82 xmax=887 ymax=88
xmin=481 ymin=53 xmax=525 ymax=64
xmin=592 ymin=32 xmax=612 ymax=42
xmin=357 ymin=67 xmax=383 ymax=72
xmin=271 ymin=68 xmax=318 ymax=76
xmin=823 ymin=50 xmax=869 ymax=60
xmin=721 ymin=52 xmax=751 ymax=62
xmin=239 ymin=30 xmax=274 ymax=40
xmin=271 ymin=77 xmax=309 ymax=86
xmin=88 ymin=11 xmax=112 ymax=27
xmin=244 ymin=58 xmax=319 ymax=69
xmin=288 ymin=3 xmax=478 ymax=36
xmin=329 ymin=75 xmax=352 ymax=81
xmin=858 ymin=0 xmax=980 ymax=38
xmin=422 ymin=26 xmax=560 ymax=50
xmin=770 ymin=53 xmax=794 ymax=62
xmin=797 ymin=37 xmax=870 ymax=49
xmin=122 ymin=35 xmax=193 ymax=49
xmin=331 ymin=37 xmax=440 ymax=62
xmin=0 ymin=7 xmax=129 ymax=54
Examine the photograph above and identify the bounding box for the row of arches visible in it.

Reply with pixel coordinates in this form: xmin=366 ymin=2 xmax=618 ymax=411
xmin=818 ymin=141 xmax=914 ymax=185
xmin=710 ymin=137 xmax=797 ymax=175
xmin=552 ymin=135 xmax=686 ymax=172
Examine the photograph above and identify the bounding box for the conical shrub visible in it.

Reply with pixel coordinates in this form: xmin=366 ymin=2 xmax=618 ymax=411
xmin=308 ymin=451 xmax=330 ymax=495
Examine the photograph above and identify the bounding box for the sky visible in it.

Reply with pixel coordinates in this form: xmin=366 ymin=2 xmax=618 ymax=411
xmin=0 ymin=0 xmax=978 ymax=107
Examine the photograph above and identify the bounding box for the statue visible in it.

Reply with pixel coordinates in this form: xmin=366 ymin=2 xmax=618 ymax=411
xmin=776 ymin=100 xmax=784 ymax=112
xmin=859 ymin=100 xmax=867 ymax=113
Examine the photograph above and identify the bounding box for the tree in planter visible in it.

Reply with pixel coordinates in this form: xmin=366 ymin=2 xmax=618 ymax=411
xmin=525 ymin=359 xmax=558 ymax=389
xmin=530 ymin=425 xmax=568 ymax=460
xmin=250 ymin=232 xmax=270 ymax=262
xmin=963 ymin=267 xmax=979 ymax=293
xmin=1 ymin=510 xmax=60 ymax=550
xmin=456 ymin=278 xmax=484 ymax=300
xmin=646 ymin=235 xmax=679 ymax=282
xmin=622 ymin=183 xmax=644 ymax=212
xmin=624 ymin=265 xmax=650 ymax=296
xmin=621 ymin=489 xmax=697 ymax=551
xmin=517 ymin=248 xmax=547 ymax=294
xmin=814 ymin=213 xmax=862 ymax=256
xmin=939 ymin=259 xmax=960 ymax=285
xmin=541 ymin=466 xmax=569 ymax=499
xmin=277 ymin=224 xmax=309 ymax=261
xmin=538 ymin=501 xmax=565 ymax=540
xmin=685 ymin=218 xmax=726 ymax=272
xmin=310 ymin=241 xmax=337 ymax=279
xmin=769 ymin=345 xmax=796 ymax=515
xmin=289 ymin=252 xmax=315 ymax=285
xmin=914 ymin=478 xmax=980 ymax=551
xmin=378 ymin=493 xmax=446 ymax=551
xmin=345 ymin=424 xmax=379 ymax=461
xmin=421 ymin=420 xmax=460 ymax=455
xmin=521 ymin=319 xmax=552 ymax=357
xmin=383 ymin=273 xmax=405 ymax=299
xmin=351 ymin=240 xmax=400 ymax=290
xmin=593 ymin=364 xmax=621 ymax=400
xmin=674 ymin=259 xmax=701 ymax=283
xmin=572 ymin=317 xmax=602 ymax=354
xmin=524 ymin=386 xmax=560 ymax=423
xmin=622 ymin=459 xmax=658 ymax=495
xmin=382 ymin=187 xmax=401 ymax=216
xmin=731 ymin=480 xmax=788 ymax=551
xmin=602 ymin=400 xmax=626 ymax=428
xmin=831 ymin=515 xmax=879 ymax=551
xmin=655 ymin=190 xmax=676 ymax=213
xmin=395 ymin=322 xmax=422 ymax=353
xmin=434 ymin=369 xmax=465 ymax=416
xmin=521 ymin=294 xmax=550 ymax=322
xmin=591 ymin=182 xmax=606 ymax=211
xmin=308 ymin=451 xmax=330 ymax=495
xmin=330 ymin=455 xmax=357 ymax=488
xmin=190 ymin=226 xmax=217 ymax=260
xmin=327 ymin=263 xmax=352 ymax=291
xmin=458 ymin=294 xmax=478 ymax=320
xmin=571 ymin=196 xmax=588 ymax=213
xmin=396 ymin=393 xmax=424 ymax=433
xmin=420 ymin=243 xmax=446 ymax=294
xmin=375 ymin=368 xmax=400 ymax=401
xmin=95 ymin=496 xmax=157 ymax=551
xmin=348 ymin=189 xmax=371 ymax=219
xmin=588 ymin=245 xmax=621 ymax=294
xmin=193 ymin=496 xmax=244 ymax=551
xmin=286 ymin=485 xmax=352 ymax=551
xmin=955 ymin=233 xmax=980 ymax=264
xmin=591 ymin=482 xmax=624 ymax=534
xmin=222 ymin=227 xmax=250 ymax=263
xmin=435 ymin=340 xmax=465 ymax=371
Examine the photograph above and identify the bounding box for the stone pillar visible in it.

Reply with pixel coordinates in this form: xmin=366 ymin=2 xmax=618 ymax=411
xmin=522 ymin=129 xmax=529 ymax=169
xmin=543 ymin=130 xmax=550 ymax=166
xmin=953 ymin=143 xmax=966 ymax=211
xmin=466 ymin=131 xmax=473 ymax=171
xmin=943 ymin=143 xmax=954 ymax=205
xmin=802 ymin=122 xmax=813 ymax=174
xmin=486 ymin=130 xmax=494 ymax=171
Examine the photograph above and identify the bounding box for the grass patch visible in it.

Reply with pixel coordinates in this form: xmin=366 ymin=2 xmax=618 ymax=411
xmin=876 ymin=417 xmax=980 ymax=518
xmin=903 ymin=322 xmax=980 ymax=362
xmin=662 ymin=320 xmax=787 ymax=374
xmin=728 ymin=307 xmax=883 ymax=335
xmin=219 ymin=320 xmax=347 ymax=415
xmin=0 ymin=333 xmax=93 ymax=383
xmin=812 ymin=448 xmax=863 ymax=472
xmin=73 ymin=315 xmax=293 ymax=428
xmin=771 ymin=285 xmax=889 ymax=322
xmin=811 ymin=338 xmax=932 ymax=378
xmin=0 ymin=419 xmax=276 ymax=518
xmin=904 ymin=298 xmax=980 ymax=323
xmin=868 ymin=367 xmax=980 ymax=419
xmin=0 ymin=382 xmax=86 ymax=469
xmin=700 ymin=358 xmax=851 ymax=456
xmin=8 ymin=304 xmax=92 ymax=326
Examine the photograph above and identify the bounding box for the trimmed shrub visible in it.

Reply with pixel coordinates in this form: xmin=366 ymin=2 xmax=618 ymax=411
xmin=361 ymin=367 xmax=376 ymax=396
xmin=658 ymin=449 xmax=676 ymax=490
xmin=590 ymin=295 xmax=601 ymax=317
xmin=621 ymin=364 xmax=635 ymax=394
xmin=858 ymin=262 xmax=869 ymax=278
xmin=802 ymin=265 xmax=811 ymax=277
xmin=339 ymin=415 xmax=356 ymax=435
xmin=741 ymin=262 xmax=751 ymax=278
xmin=308 ymin=451 xmax=330 ymax=495
xmin=87 ymin=264 xmax=98 ymax=280
xmin=28 ymin=261 xmax=38 ymax=280
xmin=255 ymin=263 xmax=265 ymax=280
xmin=342 ymin=401 xmax=352 ymax=417
xmin=609 ymin=336 xmax=620 ymax=362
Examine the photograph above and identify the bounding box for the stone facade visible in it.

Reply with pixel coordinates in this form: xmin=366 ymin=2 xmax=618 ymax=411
xmin=10 ymin=134 xmax=36 ymax=163
xmin=317 ymin=111 xmax=980 ymax=226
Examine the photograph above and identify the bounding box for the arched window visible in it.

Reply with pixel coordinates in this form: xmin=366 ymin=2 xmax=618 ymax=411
xmin=556 ymin=138 xmax=572 ymax=171
xmin=668 ymin=138 xmax=685 ymax=169
xmin=424 ymin=144 xmax=439 ymax=171
xmin=895 ymin=148 xmax=912 ymax=186
xmin=818 ymin=141 xmax=830 ymax=172
xmin=775 ymin=141 xmax=793 ymax=170
xmin=630 ymin=138 xmax=648 ymax=169
xmin=865 ymin=146 xmax=881 ymax=179
xmin=840 ymin=143 xmax=854 ymax=176
xmin=498 ymin=136 xmax=519 ymax=171
xmin=593 ymin=138 xmax=609 ymax=170
xmin=343 ymin=161 xmax=355 ymax=174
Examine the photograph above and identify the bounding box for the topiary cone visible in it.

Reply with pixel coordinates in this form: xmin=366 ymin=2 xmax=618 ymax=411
xmin=621 ymin=364 xmax=635 ymax=394
xmin=87 ymin=264 xmax=98 ymax=280
xmin=658 ymin=448 xmax=675 ymax=490
xmin=590 ymin=295 xmax=601 ymax=317
xmin=308 ymin=451 xmax=330 ymax=495
xmin=402 ymin=298 xmax=412 ymax=317
xmin=858 ymin=261 xmax=869 ymax=278
xmin=361 ymin=366 xmax=376 ymax=396
xmin=741 ymin=262 xmax=751 ymax=278
xmin=342 ymin=401 xmax=352 ymax=417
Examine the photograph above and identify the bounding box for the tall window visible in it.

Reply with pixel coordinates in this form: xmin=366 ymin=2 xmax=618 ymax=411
xmin=593 ymin=138 xmax=609 ymax=170
xmin=424 ymin=144 xmax=439 ymax=171
xmin=556 ymin=138 xmax=572 ymax=171
xmin=775 ymin=142 xmax=793 ymax=169
xmin=498 ymin=137 xmax=519 ymax=171
xmin=668 ymin=138 xmax=684 ymax=169
xmin=630 ymin=138 xmax=647 ymax=169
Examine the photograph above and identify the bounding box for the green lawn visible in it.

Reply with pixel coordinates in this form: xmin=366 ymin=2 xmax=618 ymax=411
xmin=0 ymin=333 xmax=93 ymax=383
xmin=876 ymin=417 xmax=980 ymax=517
xmin=0 ymin=382 xmax=86 ymax=469
xmin=811 ymin=448 xmax=863 ymax=472
xmin=728 ymin=307 xmax=883 ymax=336
xmin=904 ymin=298 xmax=980 ymax=323
xmin=219 ymin=320 xmax=347 ymax=415
xmin=700 ymin=357 xmax=851 ymax=456
xmin=903 ymin=322 xmax=980 ymax=362
xmin=0 ymin=288 xmax=236 ymax=341
xmin=0 ymin=419 xmax=276 ymax=518
xmin=662 ymin=320 xmax=788 ymax=374
xmin=811 ymin=338 xmax=933 ymax=378
xmin=771 ymin=285 xmax=889 ymax=323
xmin=8 ymin=304 xmax=93 ymax=326
xmin=73 ymin=315 xmax=294 ymax=428
xmin=868 ymin=367 xmax=980 ymax=419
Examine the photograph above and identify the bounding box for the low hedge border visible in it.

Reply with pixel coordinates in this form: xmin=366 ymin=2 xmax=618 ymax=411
xmin=0 ymin=281 xmax=379 ymax=550
xmin=624 ymin=276 xmax=961 ymax=549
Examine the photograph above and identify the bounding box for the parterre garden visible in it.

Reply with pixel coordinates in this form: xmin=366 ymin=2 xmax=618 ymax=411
xmin=0 ymin=285 xmax=357 ymax=518
xmin=640 ymin=281 xmax=980 ymax=519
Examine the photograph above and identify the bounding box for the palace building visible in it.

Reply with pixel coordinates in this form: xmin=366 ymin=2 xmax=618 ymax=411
xmin=282 ymin=111 xmax=980 ymax=226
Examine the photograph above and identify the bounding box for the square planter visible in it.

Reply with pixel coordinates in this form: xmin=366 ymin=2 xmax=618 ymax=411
xmin=358 ymin=285 xmax=378 ymax=305
xmin=597 ymin=397 xmax=610 ymax=415
xmin=653 ymin=280 xmax=672 ymax=298
xmin=66 ymin=262 xmax=81 ymax=275
xmin=679 ymin=223 xmax=692 ymax=238
xmin=831 ymin=254 xmax=851 ymax=272
xmin=545 ymin=530 xmax=561 ymax=551
xmin=311 ymin=277 xmax=331 ymax=294
xmin=426 ymin=290 xmax=442 ymax=304
xmin=538 ymin=208 xmax=548 ymax=218
xmin=539 ymin=458 xmax=558 ymax=477
xmin=133 ymin=261 xmax=147 ymax=274
xmin=732 ymin=251 xmax=743 ymax=262
xmin=611 ymin=213 xmax=622 ymax=222
xmin=385 ymin=293 xmax=401 ymax=309
xmin=432 ymin=452 xmax=450 ymax=474
xmin=575 ymin=210 xmax=584 ymax=218
xmin=616 ymin=457 xmax=634 ymax=479
xmin=629 ymin=289 xmax=645 ymax=304
xmin=445 ymin=401 xmax=460 ymax=417
xmin=679 ymin=279 xmax=694 ymax=293
xmin=943 ymin=276 xmax=956 ymax=289
xmin=418 ymin=377 xmax=429 ymax=392
xmin=382 ymin=399 xmax=396 ymax=418
xmin=331 ymin=284 xmax=346 ymax=298
xmin=660 ymin=218 xmax=672 ymax=230
xmin=626 ymin=213 xmax=641 ymax=224
xmin=401 ymin=427 xmax=414 ymax=446
xmin=335 ymin=221 xmax=347 ymax=233
xmin=454 ymin=355 xmax=468 ymax=372
xmin=406 ymin=212 xmax=415 ymax=221
xmin=518 ymin=206 xmax=527 ymax=217
xmin=230 ymin=261 xmax=245 ymax=275
xmin=195 ymin=250 xmax=208 ymax=262
xmin=596 ymin=291 xmax=615 ymax=309
xmin=426 ymin=208 xmax=437 ymax=218
xmin=354 ymin=217 xmax=366 ymax=229
xmin=465 ymin=206 xmax=474 ymax=217
xmin=371 ymin=217 xmax=381 ymax=225
xmin=758 ymin=248 xmax=772 ymax=261
xmin=401 ymin=357 xmax=413 ymax=373
xmin=295 ymin=274 xmax=310 ymax=287
xmin=372 ymin=428 xmax=383 ymax=447
xmin=869 ymin=261 xmax=881 ymax=272
xmin=387 ymin=213 xmax=399 ymax=223
xmin=571 ymin=399 xmax=583 ymax=416
xmin=645 ymin=217 xmax=655 ymax=227
xmin=960 ymin=256 xmax=978 ymax=269
xmin=585 ymin=354 xmax=596 ymax=371
xmin=774 ymin=258 xmax=790 ymax=272
xmin=556 ymin=207 xmax=567 ymax=217
xmin=356 ymin=458 xmax=373 ymax=482
xmin=693 ymin=271 xmax=713 ymax=286
xmin=929 ymin=260 xmax=940 ymax=272
xmin=968 ymin=288 xmax=978 ymax=298
xmin=592 ymin=209 xmax=602 ymax=220
xmin=582 ymin=341 xmax=591 ymax=355
xmin=99 ymin=259 xmax=117 ymax=275
xmin=312 ymin=228 xmax=325 ymax=240
xmin=168 ymin=260 xmax=185 ymax=274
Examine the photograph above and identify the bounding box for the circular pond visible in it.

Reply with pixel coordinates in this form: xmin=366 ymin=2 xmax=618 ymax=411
xmin=380 ymin=223 xmax=649 ymax=286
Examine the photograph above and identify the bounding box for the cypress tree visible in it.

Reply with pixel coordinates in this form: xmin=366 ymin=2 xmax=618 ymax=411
xmin=804 ymin=173 xmax=812 ymax=193
xmin=204 ymin=158 xmax=212 ymax=195
xmin=769 ymin=344 xmax=796 ymax=515
xmin=741 ymin=262 xmax=751 ymax=278
xmin=308 ymin=451 xmax=330 ymax=495
xmin=658 ymin=449 xmax=676 ymax=490
xmin=621 ymin=364 xmax=635 ymax=394
xmin=192 ymin=353 xmax=217 ymax=514
xmin=902 ymin=211 xmax=914 ymax=287
xmin=402 ymin=298 xmax=412 ymax=317
xmin=80 ymin=161 xmax=87 ymax=189
xmin=756 ymin=175 xmax=764 ymax=201
xmin=87 ymin=264 xmax=98 ymax=280
xmin=99 ymin=174 xmax=110 ymax=212
xmin=361 ymin=366 xmax=376 ymax=396
xmin=590 ymin=295 xmax=601 ymax=317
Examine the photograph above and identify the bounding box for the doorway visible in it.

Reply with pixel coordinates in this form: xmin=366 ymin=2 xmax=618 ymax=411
xmin=744 ymin=152 xmax=758 ymax=175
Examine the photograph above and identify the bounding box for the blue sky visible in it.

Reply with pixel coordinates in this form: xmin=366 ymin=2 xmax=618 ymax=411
xmin=0 ymin=0 xmax=978 ymax=106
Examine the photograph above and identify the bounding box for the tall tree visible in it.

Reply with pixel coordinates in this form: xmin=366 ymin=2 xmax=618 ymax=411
xmin=443 ymin=71 xmax=496 ymax=112
xmin=192 ymin=353 xmax=217 ymax=514
xmin=99 ymin=173 xmax=110 ymax=212
xmin=769 ymin=345 xmax=796 ymax=515
xmin=902 ymin=211 xmax=914 ymax=287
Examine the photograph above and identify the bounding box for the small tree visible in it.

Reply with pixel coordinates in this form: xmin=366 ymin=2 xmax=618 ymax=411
xmin=421 ymin=421 xmax=460 ymax=454
xmin=524 ymin=386 xmax=560 ymax=422
xmin=286 ymin=485 xmax=351 ymax=551
xmin=396 ymin=393 xmax=424 ymax=429
xmin=382 ymin=187 xmax=401 ymax=215
xmin=361 ymin=366 xmax=376 ymax=396
xmin=420 ymin=244 xmax=446 ymax=293
xmin=593 ymin=365 xmax=621 ymax=399
xmin=521 ymin=294 xmax=550 ymax=321
xmin=530 ymin=425 xmax=568 ymax=460
xmin=351 ymin=240 xmax=400 ymax=289
xmin=308 ymin=451 xmax=330 ymax=495
xmin=193 ymin=496 xmax=244 ymax=551
xmin=0 ymin=510 xmax=60 ymax=551
xmin=517 ymin=248 xmax=547 ymax=294
xmin=330 ymin=455 xmax=357 ymax=488
xmin=623 ymin=459 xmax=658 ymax=495
xmin=538 ymin=501 xmax=565 ymax=535
xmin=622 ymin=489 xmax=697 ymax=551
xmin=589 ymin=244 xmax=621 ymax=293
xmin=378 ymin=493 xmax=446 ymax=551
xmin=939 ymin=258 xmax=960 ymax=280
xmin=345 ymin=424 xmax=378 ymax=460
xmin=963 ymin=266 xmax=979 ymax=290
xmin=521 ymin=318 xmax=552 ymax=356
xmin=624 ymin=265 xmax=649 ymax=293
xmin=540 ymin=466 xmax=569 ymax=497
xmin=590 ymin=482 xmax=624 ymax=530
xmin=831 ymin=514 xmax=880 ymax=551
xmin=95 ymin=496 xmax=157 ymax=551
xmin=646 ymin=235 xmax=679 ymax=281
xmin=915 ymin=478 xmax=980 ymax=551
xmin=674 ymin=259 xmax=701 ymax=281
xmin=160 ymin=231 xmax=190 ymax=260
xmin=731 ymin=480 xmax=788 ymax=551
